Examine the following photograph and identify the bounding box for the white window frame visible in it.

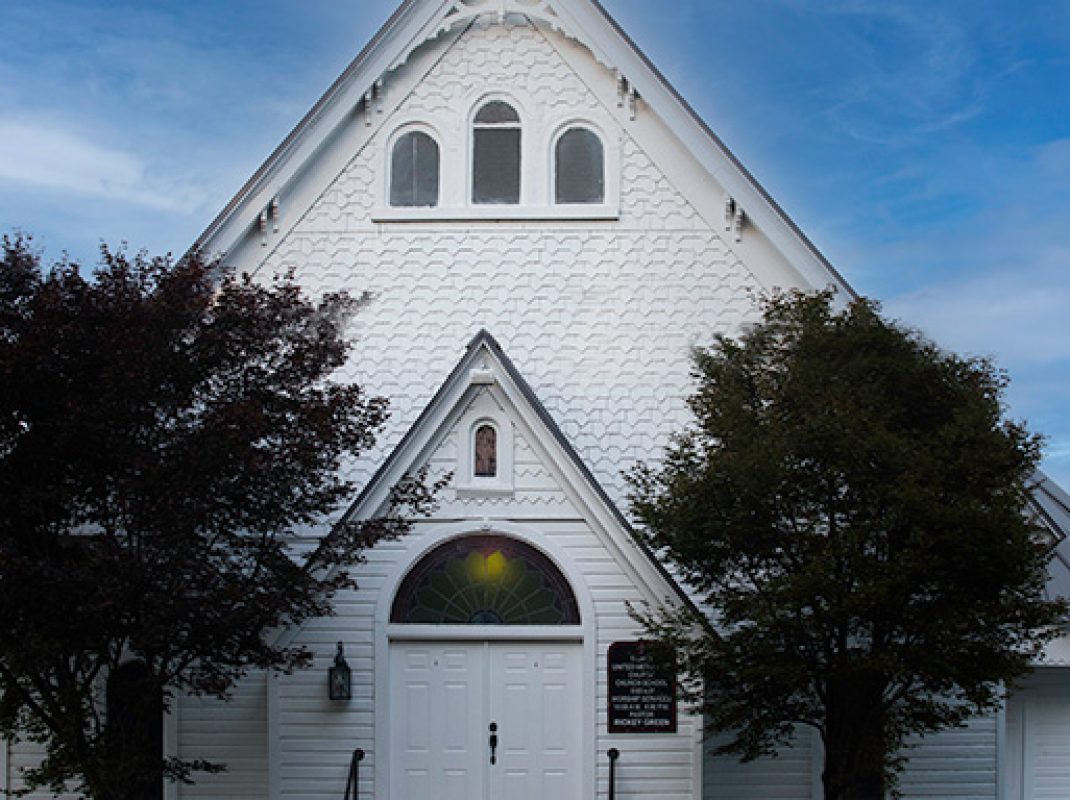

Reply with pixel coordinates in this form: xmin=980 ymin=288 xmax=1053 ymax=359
xmin=469 ymin=95 xmax=526 ymax=207
xmin=455 ymin=402 xmax=514 ymax=496
xmin=370 ymin=105 xmax=621 ymax=222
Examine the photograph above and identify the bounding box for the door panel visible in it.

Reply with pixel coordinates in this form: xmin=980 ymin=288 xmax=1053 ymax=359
xmin=488 ymin=644 xmax=583 ymax=800
xmin=391 ymin=644 xmax=485 ymax=800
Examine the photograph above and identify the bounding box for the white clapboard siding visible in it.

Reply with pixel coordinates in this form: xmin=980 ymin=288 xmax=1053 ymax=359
xmin=898 ymin=715 xmax=998 ymax=800
xmin=178 ymin=672 xmax=268 ymax=800
xmin=1004 ymin=670 xmax=1070 ymax=800
xmin=1028 ymin=695 xmax=1070 ymax=800
xmin=6 ymin=737 xmax=79 ymax=800
xmin=700 ymin=713 xmax=1000 ymax=800
xmin=703 ymin=728 xmax=816 ymax=800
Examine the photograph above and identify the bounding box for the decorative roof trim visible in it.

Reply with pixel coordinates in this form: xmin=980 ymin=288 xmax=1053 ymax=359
xmin=390 ymin=0 xmax=616 ymax=74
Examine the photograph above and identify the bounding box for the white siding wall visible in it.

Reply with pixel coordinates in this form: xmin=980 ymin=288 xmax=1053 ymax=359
xmin=177 ymin=672 xmax=269 ymax=800
xmin=1004 ymin=669 xmax=1070 ymax=800
xmin=1 ymin=737 xmax=8 ymax=797
xmin=3 ymin=676 xmax=266 ymax=800
xmin=232 ymin=20 xmax=761 ymax=797
xmin=6 ymin=737 xmax=79 ymax=800
xmin=700 ymin=713 xmax=1000 ymax=800
xmin=898 ymin=716 xmax=998 ymax=800
xmin=702 ymin=728 xmax=817 ymax=800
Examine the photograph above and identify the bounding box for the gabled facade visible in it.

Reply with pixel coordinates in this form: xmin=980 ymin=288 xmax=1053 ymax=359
xmin=5 ymin=1 xmax=1070 ymax=799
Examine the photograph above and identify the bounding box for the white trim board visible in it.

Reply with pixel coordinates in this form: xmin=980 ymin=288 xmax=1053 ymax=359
xmin=163 ymin=700 xmax=180 ymax=800
xmin=0 ymin=736 xmax=8 ymax=798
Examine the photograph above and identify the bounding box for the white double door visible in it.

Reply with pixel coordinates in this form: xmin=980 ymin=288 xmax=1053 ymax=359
xmin=389 ymin=641 xmax=583 ymax=800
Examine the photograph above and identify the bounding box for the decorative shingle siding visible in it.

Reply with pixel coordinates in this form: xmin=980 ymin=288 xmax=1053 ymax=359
xmin=260 ymin=18 xmax=760 ymax=523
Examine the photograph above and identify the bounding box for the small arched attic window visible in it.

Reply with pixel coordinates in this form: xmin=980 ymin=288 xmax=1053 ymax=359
xmin=390 ymin=130 xmax=440 ymax=207
xmin=472 ymin=101 xmax=521 ymax=205
xmin=555 ymin=127 xmax=604 ymax=204
xmin=474 ymin=424 xmax=497 ymax=477
xmin=456 ymin=402 xmax=514 ymax=495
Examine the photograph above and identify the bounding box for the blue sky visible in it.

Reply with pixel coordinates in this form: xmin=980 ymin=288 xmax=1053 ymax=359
xmin=2 ymin=0 xmax=1068 ymax=485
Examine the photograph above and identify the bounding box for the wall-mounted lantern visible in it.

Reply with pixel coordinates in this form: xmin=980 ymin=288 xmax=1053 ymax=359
xmin=328 ymin=642 xmax=351 ymax=703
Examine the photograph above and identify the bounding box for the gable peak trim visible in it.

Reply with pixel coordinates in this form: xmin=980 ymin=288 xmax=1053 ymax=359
xmin=389 ymin=0 xmax=615 ymax=75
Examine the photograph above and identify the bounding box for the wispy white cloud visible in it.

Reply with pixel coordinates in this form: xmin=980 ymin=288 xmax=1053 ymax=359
xmin=1037 ymin=137 xmax=1070 ymax=175
xmin=0 ymin=118 xmax=201 ymax=213
xmin=805 ymin=3 xmax=984 ymax=144
xmin=885 ymin=259 xmax=1070 ymax=365
xmin=885 ymin=258 xmax=1070 ymax=486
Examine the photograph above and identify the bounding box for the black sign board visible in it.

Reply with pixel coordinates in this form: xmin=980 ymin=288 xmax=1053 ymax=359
xmin=607 ymin=640 xmax=677 ymax=734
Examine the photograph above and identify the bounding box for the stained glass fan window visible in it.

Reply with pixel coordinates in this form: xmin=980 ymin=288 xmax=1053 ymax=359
xmin=391 ymin=536 xmax=580 ymax=625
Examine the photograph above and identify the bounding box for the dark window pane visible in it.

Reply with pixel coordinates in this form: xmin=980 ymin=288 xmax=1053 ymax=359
xmin=475 ymin=425 xmax=497 ymax=477
xmin=556 ymin=128 xmax=604 ymax=204
xmin=473 ymin=129 xmax=521 ymax=204
xmin=390 ymin=131 xmax=439 ymax=207
xmin=474 ymin=101 xmax=520 ymax=124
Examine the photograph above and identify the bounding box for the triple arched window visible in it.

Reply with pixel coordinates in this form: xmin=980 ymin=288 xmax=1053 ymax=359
xmin=387 ymin=101 xmax=606 ymax=210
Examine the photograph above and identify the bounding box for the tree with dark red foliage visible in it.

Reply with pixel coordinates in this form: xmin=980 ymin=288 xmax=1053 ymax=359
xmin=0 ymin=236 xmax=435 ymax=800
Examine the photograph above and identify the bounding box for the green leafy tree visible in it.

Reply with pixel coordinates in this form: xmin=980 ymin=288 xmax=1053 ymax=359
xmin=629 ymin=290 xmax=1064 ymax=800
xmin=0 ymin=236 xmax=437 ymax=800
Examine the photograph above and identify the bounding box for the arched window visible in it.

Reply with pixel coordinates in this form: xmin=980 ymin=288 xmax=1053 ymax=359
xmin=474 ymin=424 xmax=497 ymax=477
xmin=390 ymin=130 xmax=440 ymax=207
xmin=472 ymin=101 xmax=521 ymax=205
xmin=391 ymin=536 xmax=581 ymax=625
xmin=555 ymin=127 xmax=604 ymax=204
xmin=106 ymin=660 xmax=163 ymax=800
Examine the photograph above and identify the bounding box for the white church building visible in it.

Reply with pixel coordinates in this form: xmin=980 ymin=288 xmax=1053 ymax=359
xmin=6 ymin=1 xmax=1070 ymax=798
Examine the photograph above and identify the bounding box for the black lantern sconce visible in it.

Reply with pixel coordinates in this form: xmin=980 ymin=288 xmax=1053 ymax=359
xmin=328 ymin=642 xmax=351 ymax=703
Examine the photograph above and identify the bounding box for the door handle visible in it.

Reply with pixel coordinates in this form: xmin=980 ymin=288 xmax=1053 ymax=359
xmin=489 ymin=721 xmax=498 ymax=765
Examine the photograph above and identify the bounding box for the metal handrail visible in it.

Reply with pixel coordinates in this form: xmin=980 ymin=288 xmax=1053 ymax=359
xmin=343 ymin=748 xmax=365 ymax=800
xmin=607 ymin=748 xmax=620 ymax=800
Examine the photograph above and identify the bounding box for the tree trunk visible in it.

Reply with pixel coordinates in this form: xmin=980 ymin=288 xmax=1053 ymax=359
xmin=822 ymin=675 xmax=888 ymax=800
